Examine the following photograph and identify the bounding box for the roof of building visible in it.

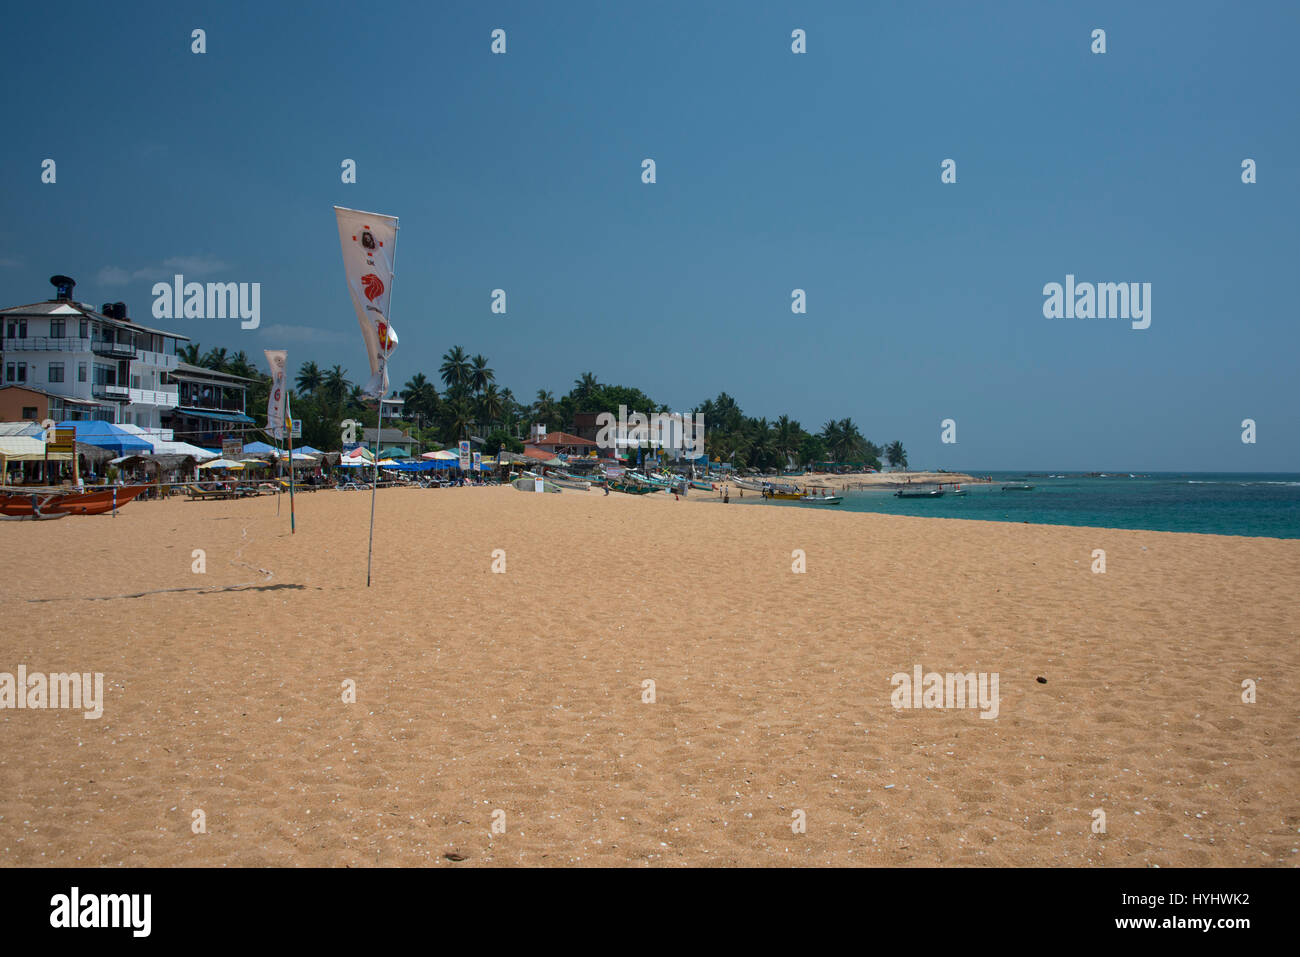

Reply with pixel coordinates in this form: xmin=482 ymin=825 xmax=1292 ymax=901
xmin=530 ymin=431 xmax=597 ymax=447
xmin=522 ymin=446 xmax=557 ymax=460
xmin=171 ymin=362 xmax=256 ymax=384
xmin=0 ymin=384 xmax=99 ymax=406
xmin=0 ymin=299 xmax=191 ymax=342
xmin=362 ymin=427 xmax=413 ymax=443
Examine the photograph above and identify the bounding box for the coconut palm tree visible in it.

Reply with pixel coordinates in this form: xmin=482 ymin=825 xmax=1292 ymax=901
xmin=533 ymin=389 xmax=557 ymax=430
xmin=201 ymin=346 xmax=229 ymax=372
xmin=226 ymin=351 xmax=257 ymax=380
xmin=885 ymin=440 xmax=908 ymax=469
xmin=573 ymin=371 xmax=600 ymax=403
xmin=439 ymin=346 xmax=471 ymax=391
xmin=773 ymin=415 xmax=801 ymax=466
xmin=178 ymin=343 xmax=202 ymax=365
xmin=478 ymin=382 xmax=504 ymax=426
xmin=445 ymin=395 xmax=473 ymax=440
xmin=296 ymin=361 xmax=323 ymax=395
xmin=401 ymin=372 xmax=439 ymax=420
xmin=322 ymin=365 xmax=350 ymax=405
xmin=469 ymin=354 xmax=495 ymax=396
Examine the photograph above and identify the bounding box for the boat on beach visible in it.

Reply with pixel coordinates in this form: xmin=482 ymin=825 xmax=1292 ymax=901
xmin=607 ymin=481 xmax=656 ymax=495
xmin=0 ymin=485 xmax=149 ymax=516
xmin=895 ymin=485 xmax=945 ymax=498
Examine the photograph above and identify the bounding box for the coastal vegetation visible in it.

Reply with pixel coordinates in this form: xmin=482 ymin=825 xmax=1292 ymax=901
xmin=184 ymin=343 xmax=904 ymax=469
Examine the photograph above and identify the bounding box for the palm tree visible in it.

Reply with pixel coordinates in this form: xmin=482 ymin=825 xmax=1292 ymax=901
xmin=445 ymin=395 xmax=473 ymax=440
xmin=533 ymin=389 xmax=557 ymax=430
xmin=346 ymin=385 xmax=367 ymax=416
xmin=439 ymin=346 xmax=471 ymax=391
xmin=401 ymin=372 xmax=439 ymax=423
xmin=820 ymin=419 xmax=846 ymax=461
xmin=478 ymin=382 xmax=504 ymax=426
xmin=773 ymin=415 xmax=801 ymax=466
xmin=573 ymin=372 xmax=600 ymax=402
xmin=885 ymin=441 xmax=908 ymax=469
xmin=201 ymin=346 xmax=228 ymax=372
xmin=469 ymin=354 xmax=495 ymax=396
xmin=226 ymin=351 xmax=257 ymax=379
xmin=178 ymin=343 xmax=202 ymax=365
xmin=296 ymin=361 xmax=323 ymax=395
xmin=322 ymin=365 xmax=350 ymax=405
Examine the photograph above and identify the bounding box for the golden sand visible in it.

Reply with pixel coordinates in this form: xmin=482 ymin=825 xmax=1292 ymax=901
xmin=1 ymin=485 xmax=1296 ymax=866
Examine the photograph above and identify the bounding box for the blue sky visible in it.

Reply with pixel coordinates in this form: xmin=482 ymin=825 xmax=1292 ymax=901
xmin=2 ymin=0 xmax=1296 ymax=470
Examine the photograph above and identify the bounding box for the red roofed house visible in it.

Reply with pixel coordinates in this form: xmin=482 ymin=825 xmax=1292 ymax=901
xmin=525 ymin=431 xmax=598 ymax=457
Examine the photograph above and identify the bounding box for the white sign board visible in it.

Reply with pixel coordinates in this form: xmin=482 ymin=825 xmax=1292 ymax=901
xmin=534 ymin=478 xmax=544 ymax=493
xmin=458 ymin=440 xmax=471 ymax=471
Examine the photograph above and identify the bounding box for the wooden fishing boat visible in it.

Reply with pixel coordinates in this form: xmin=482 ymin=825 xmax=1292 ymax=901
xmin=688 ymin=479 xmax=714 ymax=491
xmin=1000 ymin=483 xmax=1035 ymax=491
xmin=607 ymin=481 xmax=655 ymax=495
xmin=731 ymin=477 xmax=766 ymax=491
xmin=0 ymin=485 xmax=148 ymax=516
xmin=895 ymin=486 xmax=944 ymax=498
xmin=1 ymin=511 xmax=70 ymax=521
xmin=761 ymin=482 xmax=804 ymax=500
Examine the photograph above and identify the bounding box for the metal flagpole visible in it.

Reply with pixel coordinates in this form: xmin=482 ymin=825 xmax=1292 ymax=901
xmin=286 ymin=390 xmax=296 ymax=534
xmin=366 ymin=389 xmax=383 ymax=586
xmin=365 ymin=218 xmax=398 ymax=588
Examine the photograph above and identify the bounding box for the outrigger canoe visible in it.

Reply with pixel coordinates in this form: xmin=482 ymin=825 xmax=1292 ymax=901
xmin=607 ymin=481 xmax=656 ymax=495
xmin=0 ymin=485 xmax=148 ymax=517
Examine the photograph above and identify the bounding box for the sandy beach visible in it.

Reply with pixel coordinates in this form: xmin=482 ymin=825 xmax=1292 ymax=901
xmin=1 ymin=486 xmax=1296 ymax=867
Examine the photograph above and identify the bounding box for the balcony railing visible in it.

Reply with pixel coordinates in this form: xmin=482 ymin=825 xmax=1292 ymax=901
xmin=91 ymin=339 xmax=137 ymax=358
xmin=128 ymin=387 xmax=179 ymax=408
xmin=91 ymin=383 xmax=131 ymax=401
xmin=1 ymin=336 xmax=91 ymax=352
xmin=135 ymin=350 xmax=178 ymax=369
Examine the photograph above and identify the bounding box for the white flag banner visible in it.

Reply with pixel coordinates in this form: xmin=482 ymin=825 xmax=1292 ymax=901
xmin=264 ymin=349 xmax=289 ymax=440
xmin=334 ymin=206 xmax=399 ymax=398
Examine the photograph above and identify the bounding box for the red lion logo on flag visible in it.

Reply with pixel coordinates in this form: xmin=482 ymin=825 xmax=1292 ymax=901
xmin=361 ymin=273 xmax=385 ymax=301
xmin=377 ymin=320 xmax=395 ymax=352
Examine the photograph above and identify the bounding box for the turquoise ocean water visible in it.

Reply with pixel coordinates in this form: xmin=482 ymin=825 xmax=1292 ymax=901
xmin=736 ymin=473 xmax=1300 ymax=539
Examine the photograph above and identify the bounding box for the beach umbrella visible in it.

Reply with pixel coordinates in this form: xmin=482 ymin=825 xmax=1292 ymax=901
xmin=242 ymin=441 xmax=279 ymax=455
xmin=422 ymin=449 xmax=458 ymax=461
xmin=197 ymin=458 xmax=245 ymax=470
xmin=377 ymin=446 xmax=408 ymax=459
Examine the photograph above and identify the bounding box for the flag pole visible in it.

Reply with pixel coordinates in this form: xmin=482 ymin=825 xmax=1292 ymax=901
xmin=366 ymin=220 xmax=398 ymax=588
xmin=366 ymin=386 xmax=383 ymax=587
xmin=286 ymin=391 xmax=296 ymax=534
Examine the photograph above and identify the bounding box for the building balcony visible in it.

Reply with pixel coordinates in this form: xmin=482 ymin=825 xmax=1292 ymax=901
xmin=91 ymin=339 xmax=137 ymax=359
xmin=128 ymin=387 xmax=179 ymax=409
xmin=2 ymin=337 xmax=91 ymax=353
xmin=135 ymin=349 xmax=178 ymax=369
xmin=91 ymin=383 xmax=131 ymax=402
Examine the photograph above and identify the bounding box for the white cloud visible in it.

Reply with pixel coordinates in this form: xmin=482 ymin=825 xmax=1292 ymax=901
xmin=96 ymin=256 xmax=232 ymax=286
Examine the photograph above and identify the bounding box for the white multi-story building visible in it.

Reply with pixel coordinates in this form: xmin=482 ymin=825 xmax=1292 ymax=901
xmin=0 ymin=275 xmax=186 ymax=430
